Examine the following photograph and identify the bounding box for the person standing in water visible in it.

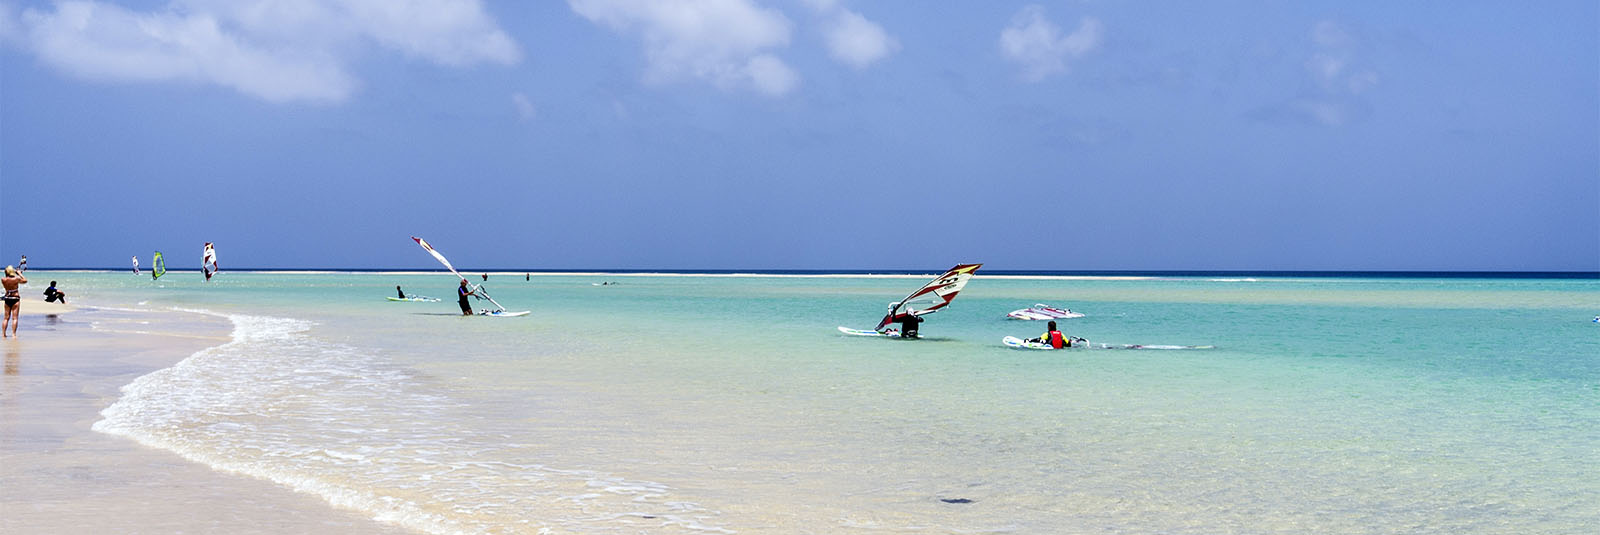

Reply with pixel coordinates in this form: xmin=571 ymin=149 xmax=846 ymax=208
xmin=2 ymin=266 xmax=26 ymax=338
xmin=457 ymin=279 xmax=476 ymax=316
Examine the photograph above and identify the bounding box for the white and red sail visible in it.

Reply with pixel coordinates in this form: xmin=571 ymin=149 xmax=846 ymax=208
xmin=412 ymin=236 xmax=508 ymax=313
xmin=132 ymin=255 xmax=140 ymax=275
xmin=875 ymin=263 xmax=983 ymax=331
xmin=202 ymin=242 xmax=218 ymax=281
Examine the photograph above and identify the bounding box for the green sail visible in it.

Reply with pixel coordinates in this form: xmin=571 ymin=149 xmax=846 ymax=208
xmin=152 ymin=251 xmax=166 ymax=280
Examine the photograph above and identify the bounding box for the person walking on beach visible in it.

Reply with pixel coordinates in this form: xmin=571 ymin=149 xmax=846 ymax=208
xmin=2 ymin=266 xmax=26 ymax=338
xmin=457 ymin=279 xmax=476 ymax=316
xmin=43 ymin=281 xmax=66 ymax=304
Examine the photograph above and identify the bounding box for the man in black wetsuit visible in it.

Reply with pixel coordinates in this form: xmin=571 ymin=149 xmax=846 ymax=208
xmin=898 ymin=314 xmax=923 ymax=339
xmin=457 ymin=279 xmax=475 ymax=316
xmin=43 ymin=281 xmax=66 ymax=304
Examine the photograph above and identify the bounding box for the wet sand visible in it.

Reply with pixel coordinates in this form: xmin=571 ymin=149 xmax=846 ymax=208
xmin=0 ymin=306 xmax=412 ymax=534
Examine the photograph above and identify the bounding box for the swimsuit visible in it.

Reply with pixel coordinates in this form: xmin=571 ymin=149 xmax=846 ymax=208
xmin=2 ymin=290 xmax=18 ymax=307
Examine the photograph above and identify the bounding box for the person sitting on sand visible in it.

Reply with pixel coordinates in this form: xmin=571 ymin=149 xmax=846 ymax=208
xmin=2 ymin=266 xmax=26 ymax=338
xmin=457 ymin=279 xmax=476 ymax=316
xmin=1028 ymin=320 xmax=1071 ymax=349
xmin=43 ymin=281 xmax=66 ymax=304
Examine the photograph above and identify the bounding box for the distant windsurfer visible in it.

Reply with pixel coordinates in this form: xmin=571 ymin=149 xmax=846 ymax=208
xmin=1027 ymin=320 xmax=1072 ymax=349
xmin=885 ymin=301 xmax=923 ymax=339
xmin=458 ymin=279 xmax=476 ymax=316
xmin=482 ymin=273 xmax=488 ymax=281
xmin=2 ymin=266 xmax=26 ymax=338
xmin=18 ymin=255 xmax=26 ymax=272
xmin=397 ymin=285 xmax=406 ymax=299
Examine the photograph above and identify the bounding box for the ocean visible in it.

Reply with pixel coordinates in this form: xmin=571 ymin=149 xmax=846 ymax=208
xmin=48 ymin=271 xmax=1600 ymax=533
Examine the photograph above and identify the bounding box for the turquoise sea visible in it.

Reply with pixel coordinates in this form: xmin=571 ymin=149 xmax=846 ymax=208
xmin=42 ymin=272 xmax=1600 ymax=533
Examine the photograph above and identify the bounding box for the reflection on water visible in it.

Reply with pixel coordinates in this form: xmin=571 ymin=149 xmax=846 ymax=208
xmin=4 ymin=343 xmax=17 ymax=376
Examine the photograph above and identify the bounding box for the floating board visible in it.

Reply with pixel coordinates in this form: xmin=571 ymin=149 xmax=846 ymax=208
xmin=1007 ymin=304 xmax=1085 ymax=320
xmin=838 ymin=326 xmax=899 ymax=338
xmin=1003 ymin=336 xmax=1212 ymax=350
xmin=1002 ymin=336 xmax=1061 ymax=350
xmin=481 ymin=310 xmax=530 ymax=317
xmin=387 ymin=296 xmax=441 ymax=302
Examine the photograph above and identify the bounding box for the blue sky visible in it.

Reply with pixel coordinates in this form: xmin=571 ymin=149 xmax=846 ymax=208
xmin=1 ymin=0 xmax=1595 ymax=271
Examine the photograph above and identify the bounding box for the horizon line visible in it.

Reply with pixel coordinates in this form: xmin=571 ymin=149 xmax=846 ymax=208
xmin=19 ymin=268 xmax=1600 ymax=279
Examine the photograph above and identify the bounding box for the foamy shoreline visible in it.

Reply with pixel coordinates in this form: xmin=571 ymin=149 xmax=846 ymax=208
xmin=0 ymin=303 xmax=413 ymax=535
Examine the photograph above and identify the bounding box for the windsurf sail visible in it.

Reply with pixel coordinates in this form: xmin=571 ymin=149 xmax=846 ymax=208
xmin=132 ymin=255 xmax=140 ymax=275
xmin=412 ymin=236 xmax=508 ymax=313
xmin=875 ymin=263 xmax=983 ymax=331
xmin=152 ymin=251 xmax=166 ymax=280
xmin=202 ymin=242 xmax=218 ymax=281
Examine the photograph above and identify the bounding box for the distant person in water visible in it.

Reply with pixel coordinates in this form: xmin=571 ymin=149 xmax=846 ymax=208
xmin=885 ymin=301 xmax=922 ymax=338
xmin=396 ymin=285 xmax=406 ymax=299
xmin=525 ymin=273 xmax=529 ymax=281
xmin=1028 ymin=320 xmax=1074 ymax=349
xmin=457 ymin=279 xmax=476 ymax=316
xmin=18 ymin=256 xmax=26 ymax=272
xmin=482 ymin=273 xmax=488 ymax=281
xmin=43 ymin=281 xmax=66 ymax=304
xmin=2 ymin=266 xmax=26 ymax=337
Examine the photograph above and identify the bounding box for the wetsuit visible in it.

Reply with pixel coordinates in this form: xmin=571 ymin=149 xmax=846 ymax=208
xmin=458 ymin=285 xmax=472 ymax=314
xmin=898 ymin=315 xmax=923 ymax=339
xmin=43 ymin=286 xmax=64 ymax=304
xmin=397 ymin=287 xmax=406 ymax=299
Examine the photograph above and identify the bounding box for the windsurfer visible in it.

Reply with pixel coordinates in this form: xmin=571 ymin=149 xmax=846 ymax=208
xmin=1028 ymin=320 xmax=1071 ymax=349
xmin=457 ymin=279 xmax=475 ymax=316
xmin=3 ymin=266 xmax=26 ymax=338
xmin=885 ymin=301 xmax=924 ymax=339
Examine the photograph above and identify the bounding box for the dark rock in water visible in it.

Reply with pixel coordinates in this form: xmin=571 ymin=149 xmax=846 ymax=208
xmin=940 ymin=498 xmax=973 ymax=504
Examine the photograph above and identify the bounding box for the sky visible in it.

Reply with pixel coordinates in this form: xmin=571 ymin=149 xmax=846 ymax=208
xmin=1 ymin=0 xmax=1596 ymax=272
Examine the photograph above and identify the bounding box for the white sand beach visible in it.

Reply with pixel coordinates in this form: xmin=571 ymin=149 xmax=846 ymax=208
xmin=0 ymin=305 xmax=412 ymax=535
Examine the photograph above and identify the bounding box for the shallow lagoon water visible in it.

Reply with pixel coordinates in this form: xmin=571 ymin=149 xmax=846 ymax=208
xmin=53 ymin=272 xmax=1600 ymax=533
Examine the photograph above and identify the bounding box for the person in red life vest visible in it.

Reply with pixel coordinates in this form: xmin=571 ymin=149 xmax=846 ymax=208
xmin=1028 ymin=320 xmax=1073 ymax=349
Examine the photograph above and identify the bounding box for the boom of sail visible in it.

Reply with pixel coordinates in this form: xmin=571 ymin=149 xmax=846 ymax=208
xmin=202 ymin=242 xmax=218 ymax=281
xmin=412 ymin=236 xmax=508 ymax=313
xmin=875 ymin=263 xmax=983 ymax=331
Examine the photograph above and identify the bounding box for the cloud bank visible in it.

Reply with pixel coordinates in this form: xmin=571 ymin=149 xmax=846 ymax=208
xmin=999 ymin=5 xmax=1102 ymax=82
xmin=9 ymin=0 xmax=520 ymax=104
xmin=568 ymin=0 xmax=798 ymax=97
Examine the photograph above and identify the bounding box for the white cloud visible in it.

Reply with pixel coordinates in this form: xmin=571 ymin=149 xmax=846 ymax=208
xmin=999 ymin=5 xmax=1102 ymax=82
xmin=820 ymin=9 xmax=897 ymax=69
xmin=512 ymin=92 xmax=535 ymax=121
xmin=10 ymin=0 xmax=519 ymax=104
xmin=1255 ymin=20 xmax=1380 ymax=127
xmin=568 ymin=0 xmax=798 ymax=97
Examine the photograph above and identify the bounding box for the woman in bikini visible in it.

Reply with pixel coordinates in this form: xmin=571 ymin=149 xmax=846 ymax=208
xmin=2 ymin=265 xmax=27 ymax=338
